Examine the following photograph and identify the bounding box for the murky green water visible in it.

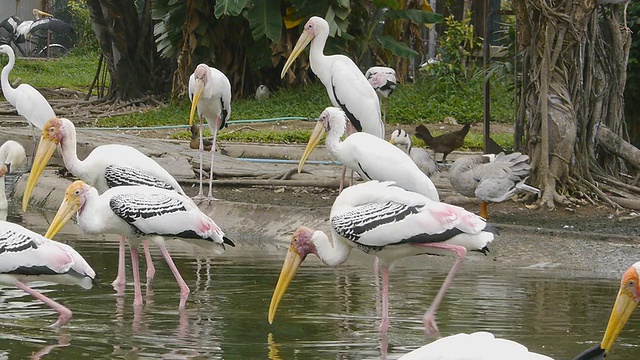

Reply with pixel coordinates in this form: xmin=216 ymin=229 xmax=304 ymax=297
xmin=1 ymin=205 xmax=639 ymax=359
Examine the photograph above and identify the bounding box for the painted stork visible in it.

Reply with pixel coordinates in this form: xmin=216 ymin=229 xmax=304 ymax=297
xmin=449 ymin=152 xmax=539 ymax=219
xmin=188 ymin=64 xmax=231 ymax=202
xmin=268 ymin=181 xmax=494 ymax=335
xmin=365 ymin=66 xmax=396 ymax=124
xmin=389 ymin=128 xmax=438 ymax=177
xmin=398 ymin=261 xmax=640 ymax=360
xmin=44 ymin=180 xmax=234 ymax=308
xmin=22 ymin=117 xmax=186 ymax=294
xmin=14 ymin=9 xmax=53 ymax=41
xmin=0 ymin=220 xmax=95 ymax=327
xmin=281 ymin=16 xmax=384 ymax=139
xmin=0 ymin=140 xmax=27 ymax=211
xmin=0 ymin=44 xmax=55 ymax=151
xmin=299 ymin=107 xmax=439 ymax=201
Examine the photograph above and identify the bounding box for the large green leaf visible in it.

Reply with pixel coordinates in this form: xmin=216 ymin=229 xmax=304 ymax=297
xmin=214 ymin=0 xmax=250 ymax=18
xmin=385 ymin=9 xmax=443 ymax=25
xmin=377 ymin=36 xmax=419 ymax=58
xmin=247 ymin=0 xmax=282 ymax=43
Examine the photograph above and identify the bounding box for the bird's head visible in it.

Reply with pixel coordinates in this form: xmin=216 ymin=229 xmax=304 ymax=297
xmin=189 ymin=64 xmax=209 ymax=126
xmin=280 ymin=16 xmax=328 ymax=79
xmin=0 ymin=44 xmax=12 ymax=55
xmin=22 ymin=117 xmax=68 ymax=211
xmin=32 ymin=9 xmax=52 ymax=19
xmin=0 ymin=140 xmax=26 ymax=177
xmin=599 ymin=262 xmax=640 ymax=354
xmin=45 ymin=180 xmax=90 ymax=239
xmin=298 ymin=107 xmax=345 ymax=173
xmin=268 ymin=226 xmax=320 ymax=324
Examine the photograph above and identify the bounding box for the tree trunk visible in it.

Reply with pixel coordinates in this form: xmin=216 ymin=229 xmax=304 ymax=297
xmin=86 ymin=0 xmax=171 ymax=101
xmin=515 ymin=0 xmax=636 ymax=209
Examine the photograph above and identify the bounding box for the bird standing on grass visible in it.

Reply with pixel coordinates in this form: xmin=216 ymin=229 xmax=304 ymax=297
xmin=45 ymin=181 xmax=234 ymax=309
xmin=188 ymin=64 xmax=231 ymax=202
xmin=0 ymin=220 xmax=95 ymax=328
xmin=365 ymin=66 xmax=396 ymax=124
xmin=268 ymin=181 xmax=494 ymax=335
xmin=415 ymin=123 xmax=472 ymax=163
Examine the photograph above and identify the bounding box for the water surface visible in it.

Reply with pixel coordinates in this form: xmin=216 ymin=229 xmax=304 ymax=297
xmin=1 ymin=205 xmax=638 ymax=359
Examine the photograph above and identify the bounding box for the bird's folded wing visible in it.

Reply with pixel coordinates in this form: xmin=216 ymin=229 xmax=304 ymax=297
xmin=105 ymin=164 xmax=175 ymax=190
xmin=0 ymin=226 xmax=73 ymax=275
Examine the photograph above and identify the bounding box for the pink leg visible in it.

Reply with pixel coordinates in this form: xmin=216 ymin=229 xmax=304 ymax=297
xmin=15 ymin=280 xmax=72 ymax=328
xmin=129 ymin=245 xmax=143 ymax=307
xmin=157 ymin=244 xmax=190 ymax=309
xmin=378 ymin=265 xmax=390 ymax=335
xmin=142 ymin=239 xmax=155 ymax=283
xmin=414 ymin=243 xmax=467 ymax=336
xmin=207 ymin=123 xmax=219 ymax=201
xmin=349 ymin=169 xmax=354 ymax=187
xmin=338 ymin=165 xmax=347 ymax=193
xmin=194 ymin=115 xmax=205 ymax=200
xmin=112 ymin=236 xmax=127 ymax=296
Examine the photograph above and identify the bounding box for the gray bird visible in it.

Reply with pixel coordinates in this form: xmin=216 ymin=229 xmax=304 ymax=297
xmin=255 ymin=84 xmax=270 ymax=100
xmin=449 ymin=152 xmax=540 ymax=218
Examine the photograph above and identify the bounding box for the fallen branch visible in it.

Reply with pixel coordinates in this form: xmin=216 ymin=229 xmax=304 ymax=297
xmin=597 ymin=125 xmax=640 ymax=169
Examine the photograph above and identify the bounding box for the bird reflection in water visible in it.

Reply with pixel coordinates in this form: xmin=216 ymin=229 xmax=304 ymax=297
xmin=30 ymin=333 xmax=70 ymax=360
xmin=267 ymin=333 xmax=282 ymax=360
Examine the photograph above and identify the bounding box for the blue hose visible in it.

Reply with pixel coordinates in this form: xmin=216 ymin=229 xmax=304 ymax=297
xmin=78 ymin=116 xmax=317 ymax=131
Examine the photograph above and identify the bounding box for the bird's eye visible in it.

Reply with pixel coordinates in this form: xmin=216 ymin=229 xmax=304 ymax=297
xmin=628 ymin=280 xmax=636 ymax=288
xmin=74 ymin=189 xmax=80 ymax=195
xmin=49 ymin=127 xmax=55 ymax=133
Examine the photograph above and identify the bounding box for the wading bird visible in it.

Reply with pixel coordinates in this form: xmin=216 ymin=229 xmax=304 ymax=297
xmin=398 ymin=261 xmax=640 ymax=360
xmin=449 ymin=152 xmax=539 ymax=219
xmin=0 ymin=44 xmax=55 ymax=151
xmin=268 ymin=181 xmax=494 ymax=335
xmin=299 ymin=107 xmax=439 ymax=201
xmin=22 ymin=117 xmax=186 ymax=294
xmin=365 ymin=66 xmax=396 ymax=124
xmin=389 ymin=128 xmax=438 ymax=177
xmin=0 ymin=140 xmax=26 ymax=211
xmin=45 ymin=181 xmax=234 ymax=308
xmin=188 ymin=64 xmax=231 ymax=201
xmin=281 ymin=16 xmax=383 ymax=139
xmin=0 ymin=220 xmax=95 ymax=327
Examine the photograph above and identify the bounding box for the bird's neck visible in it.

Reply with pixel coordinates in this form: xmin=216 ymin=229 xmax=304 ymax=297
xmin=309 ymin=32 xmax=329 ymax=80
xmin=59 ymin=127 xmax=83 ymax=176
xmin=313 ymin=230 xmax=352 ymax=267
xmin=325 ymin=123 xmax=346 ymax=160
xmin=405 ymin=139 xmax=412 ymax=154
xmin=0 ymin=176 xmax=6 ymax=210
xmin=1 ymin=51 xmax=16 ymax=102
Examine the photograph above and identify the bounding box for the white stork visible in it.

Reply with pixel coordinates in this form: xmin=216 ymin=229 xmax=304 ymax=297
xmin=22 ymin=117 xmax=186 ymax=294
xmin=0 ymin=220 xmax=95 ymax=327
xmin=0 ymin=140 xmax=27 ymax=211
xmin=398 ymin=261 xmax=640 ymax=360
xmin=0 ymin=44 xmax=55 ymax=152
xmin=365 ymin=66 xmax=396 ymax=124
xmin=389 ymin=128 xmax=439 ymax=177
xmin=281 ymin=16 xmax=384 ymax=139
xmin=299 ymin=107 xmax=439 ymax=201
xmin=449 ymin=152 xmax=539 ymax=219
xmin=44 ymin=180 xmax=234 ymax=308
xmin=268 ymin=181 xmax=495 ymax=335
xmin=188 ymin=64 xmax=231 ymax=201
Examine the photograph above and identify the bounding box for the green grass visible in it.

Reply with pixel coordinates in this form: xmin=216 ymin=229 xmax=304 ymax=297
xmin=1 ymin=51 xmax=516 ymax=150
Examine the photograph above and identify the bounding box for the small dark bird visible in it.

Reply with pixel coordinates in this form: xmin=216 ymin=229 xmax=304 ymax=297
xmin=190 ymin=124 xmax=212 ymax=152
xmin=415 ymin=123 xmax=472 ymax=163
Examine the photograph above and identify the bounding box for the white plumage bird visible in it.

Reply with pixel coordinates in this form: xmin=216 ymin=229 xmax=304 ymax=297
xmin=449 ymin=152 xmax=539 ymax=218
xmin=398 ymin=262 xmax=640 ymax=360
xmin=268 ymin=181 xmax=494 ymax=335
xmin=0 ymin=140 xmax=27 ymax=211
xmin=188 ymin=64 xmax=232 ymax=201
xmin=0 ymin=44 xmax=55 ymax=150
xmin=299 ymin=107 xmax=439 ymax=201
xmin=0 ymin=220 xmax=95 ymax=327
xmin=281 ymin=16 xmax=384 ymax=139
xmin=389 ymin=128 xmax=438 ymax=177
xmin=22 ymin=117 xmax=186 ymax=294
xmin=365 ymin=66 xmax=396 ymax=123
xmin=45 ymin=181 xmax=234 ymax=308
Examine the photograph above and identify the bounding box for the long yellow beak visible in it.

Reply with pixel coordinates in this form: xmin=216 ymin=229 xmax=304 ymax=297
xmin=22 ymin=137 xmax=58 ymax=211
xmin=388 ymin=138 xmax=396 ymax=145
xmin=600 ymin=288 xmax=639 ymax=352
xmin=45 ymin=197 xmax=78 ymax=239
xmin=280 ymin=30 xmax=313 ymax=79
xmin=298 ymin=121 xmax=325 ymax=174
xmin=33 ymin=9 xmax=52 ymax=18
xmin=268 ymin=245 xmax=304 ymax=324
xmin=189 ymin=79 xmax=204 ymax=126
